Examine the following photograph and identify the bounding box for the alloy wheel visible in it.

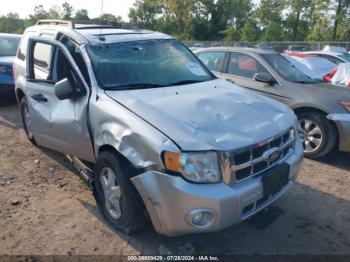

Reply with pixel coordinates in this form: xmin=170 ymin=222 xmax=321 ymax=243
xmin=99 ymin=167 xmax=122 ymax=219
xmin=298 ymin=119 xmax=323 ymax=153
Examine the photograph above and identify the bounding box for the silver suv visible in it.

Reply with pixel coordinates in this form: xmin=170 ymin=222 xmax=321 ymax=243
xmin=14 ymin=20 xmax=303 ymax=236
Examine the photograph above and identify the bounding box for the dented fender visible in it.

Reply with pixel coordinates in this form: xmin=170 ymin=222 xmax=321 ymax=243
xmin=89 ymin=91 xmax=179 ymax=169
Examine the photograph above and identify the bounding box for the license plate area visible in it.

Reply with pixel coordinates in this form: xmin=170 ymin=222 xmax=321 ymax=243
xmin=262 ymin=163 xmax=290 ymax=198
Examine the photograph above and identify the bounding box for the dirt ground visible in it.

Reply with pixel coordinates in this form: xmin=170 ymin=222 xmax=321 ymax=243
xmin=0 ymin=97 xmax=350 ymax=256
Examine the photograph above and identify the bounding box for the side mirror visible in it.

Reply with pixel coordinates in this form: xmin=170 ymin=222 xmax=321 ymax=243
xmin=254 ymin=72 xmax=276 ymax=85
xmin=55 ymin=78 xmax=79 ymax=100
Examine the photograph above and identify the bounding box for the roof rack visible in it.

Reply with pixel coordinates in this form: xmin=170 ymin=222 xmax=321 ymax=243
xmin=36 ymin=19 xmax=139 ymax=30
xmin=36 ymin=19 xmax=74 ymax=27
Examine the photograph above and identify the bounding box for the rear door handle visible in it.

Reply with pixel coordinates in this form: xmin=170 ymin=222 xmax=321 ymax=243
xmin=225 ymin=79 xmax=236 ymax=84
xmin=31 ymin=93 xmax=48 ymax=103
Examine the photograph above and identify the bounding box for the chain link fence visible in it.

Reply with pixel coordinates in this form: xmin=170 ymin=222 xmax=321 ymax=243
xmin=183 ymin=41 xmax=350 ymax=53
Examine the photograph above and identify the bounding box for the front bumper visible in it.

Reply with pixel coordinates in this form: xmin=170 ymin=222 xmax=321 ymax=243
xmin=131 ymin=141 xmax=303 ymax=236
xmin=327 ymin=114 xmax=350 ymax=152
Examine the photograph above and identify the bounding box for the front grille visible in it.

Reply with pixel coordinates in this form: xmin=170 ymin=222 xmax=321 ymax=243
xmin=222 ymin=127 xmax=295 ymax=184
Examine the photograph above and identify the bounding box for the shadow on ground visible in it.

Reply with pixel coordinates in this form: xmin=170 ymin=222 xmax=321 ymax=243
xmin=77 ymin=182 xmax=350 ymax=255
xmin=316 ymin=150 xmax=350 ymax=171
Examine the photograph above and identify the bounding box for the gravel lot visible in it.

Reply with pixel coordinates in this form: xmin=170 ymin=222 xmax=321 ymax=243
xmin=0 ymin=97 xmax=350 ymax=256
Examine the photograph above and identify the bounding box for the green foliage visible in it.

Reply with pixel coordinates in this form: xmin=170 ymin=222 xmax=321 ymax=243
xmin=74 ymin=9 xmax=89 ymax=21
xmin=1 ymin=0 xmax=350 ymax=41
xmin=307 ymin=0 xmax=332 ymax=41
xmin=0 ymin=13 xmax=25 ymax=34
xmin=240 ymin=20 xmax=260 ymax=41
xmin=98 ymin=13 xmax=123 ymax=23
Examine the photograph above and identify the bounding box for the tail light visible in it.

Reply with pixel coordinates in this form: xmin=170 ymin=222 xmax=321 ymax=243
xmin=0 ymin=65 xmax=13 ymax=76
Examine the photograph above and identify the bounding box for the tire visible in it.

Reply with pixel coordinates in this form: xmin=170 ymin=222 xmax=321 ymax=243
xmin=93 ymin=150 xmax=146 ymax=234
xmin=20 ymin=97 xmax=36 ymax=145
xmin=297 ymin=112 xmax=337 ymax=159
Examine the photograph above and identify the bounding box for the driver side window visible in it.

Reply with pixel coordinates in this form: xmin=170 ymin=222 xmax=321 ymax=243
xmin=227 ymin=52 xmax=269 ymax=79
xmin=52 ymin=48 xmax=85 ymax=95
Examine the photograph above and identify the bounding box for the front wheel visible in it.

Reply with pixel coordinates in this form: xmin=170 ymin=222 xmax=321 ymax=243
xmin=297 ymin=112 xmax=337 ymax=158
xmin=93 ymin=151 xmax=146 ymax=234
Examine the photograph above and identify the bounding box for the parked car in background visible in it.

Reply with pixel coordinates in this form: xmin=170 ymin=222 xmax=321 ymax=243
xmin=0 ymin=33 xmax=21 ymax=97
xmin=189 ymin=42 xmax=205 ymax=51
xmin=324 ymin=63 xmax=350 ymax=88
xmin=195 ymin=47 xmax=350 ymax=158
xmin=257 ymin=43 xmax=274 ymax=51
xmin=14 ymin=20 xmax=303 ymax=237
xmin=210 ymin=42 xmax=223 ymax=47
xmin=284 ymin=45 xmax=307 ymax=53
xmin=323 ymin=45 xmax=348 ymax=54
xmin=283 ymin=53 xmax=336 ymax=80
xmin=305 ymin=51 xmax=350 ymax=64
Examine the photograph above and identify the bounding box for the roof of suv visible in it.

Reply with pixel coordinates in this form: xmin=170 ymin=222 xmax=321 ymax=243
xmin=28 ymin=20 xmax=174 ymax=45
xmin=75 ymin=27 xmax=173 ymax=45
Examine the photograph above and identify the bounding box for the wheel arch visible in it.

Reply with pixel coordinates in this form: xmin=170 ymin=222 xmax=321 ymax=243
xmin=15 ymin=88 xmax=25 ymax=103
xmin=97 ymin=144 xmax=140 ymax=178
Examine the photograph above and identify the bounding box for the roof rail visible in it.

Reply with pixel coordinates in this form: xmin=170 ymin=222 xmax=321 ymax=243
xmin=36 ymin=19 xmax=74 ymax=28
xmin=35 ymin=19 xmax=140 ymax=30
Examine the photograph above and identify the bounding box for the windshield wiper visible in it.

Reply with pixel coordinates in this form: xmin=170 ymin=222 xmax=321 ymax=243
xmin=104 ymin=83 xmax=165 ymax=90
xmin=165 ymin=79 xmax=205 ymax=86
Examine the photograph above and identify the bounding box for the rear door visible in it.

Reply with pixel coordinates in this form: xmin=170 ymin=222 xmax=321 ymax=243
xmin=26 ymin=37 xmax=94 ymax=162
xmin=222 ymin=51 xmax=288 ymax=102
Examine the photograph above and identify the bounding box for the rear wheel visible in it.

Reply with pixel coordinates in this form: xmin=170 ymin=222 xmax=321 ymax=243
xmin=20 ymin=97 xmax=36 ymax=145
xmin=297 ymin=112 xmax=337 ymax=158
xmin=93 ymin=150 xmax=146 ymax=234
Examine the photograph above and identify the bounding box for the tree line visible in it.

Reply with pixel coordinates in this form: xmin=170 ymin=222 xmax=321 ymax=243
xmin=1 ymin=0 xmax=349 ymax=42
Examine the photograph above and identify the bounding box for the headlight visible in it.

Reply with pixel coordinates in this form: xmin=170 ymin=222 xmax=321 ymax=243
xmin=338 ymin=100 xmax=350 ymax=113
xmin=163 ymin=151 xmax=221 ymax=183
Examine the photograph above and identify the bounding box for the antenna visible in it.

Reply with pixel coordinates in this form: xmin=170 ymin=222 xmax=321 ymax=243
xmin=99 ymin=0 xmax=104 ymax=38
xmin=100 ymin=0 xmax=104 ymax=17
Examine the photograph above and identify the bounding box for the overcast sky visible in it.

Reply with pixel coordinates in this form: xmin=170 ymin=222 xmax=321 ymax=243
xmin=0 ymin=0 xmax=136 ymax=21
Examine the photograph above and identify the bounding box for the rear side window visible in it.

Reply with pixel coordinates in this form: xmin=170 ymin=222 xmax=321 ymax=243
xmin=197 ymin=51 xmax=226 ymax=72
xmin=17 ymin=34 xmax=30 ymax=61
xmin=33 ymin=42 xmax=54 ymax=80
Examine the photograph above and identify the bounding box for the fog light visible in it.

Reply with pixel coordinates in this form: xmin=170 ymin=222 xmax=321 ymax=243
xmin=192 ymin=212 xmax=204 ymax=225
xmin=186 ymin=209 xmax=215 ymax=228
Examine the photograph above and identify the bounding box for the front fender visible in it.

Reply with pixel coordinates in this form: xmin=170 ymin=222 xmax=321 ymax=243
xmin=90 ymin=92 xmax=179 ymax=169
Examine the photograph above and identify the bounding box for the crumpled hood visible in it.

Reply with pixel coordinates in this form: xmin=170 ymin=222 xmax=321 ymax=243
xmin=0 ymin=56 xmax=14 ymax=66
xmin=106 ymin=79 xmax=295 ymax=151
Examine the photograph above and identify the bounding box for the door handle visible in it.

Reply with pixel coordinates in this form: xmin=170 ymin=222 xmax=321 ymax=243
xmin=225 ymin=79 xmax=236 ymax=84
xmin=31 ymin=93 xmax=48 ymax=103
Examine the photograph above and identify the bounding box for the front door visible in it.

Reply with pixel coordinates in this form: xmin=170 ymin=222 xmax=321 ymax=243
xmin=26 ymin=37 xmax=94 ymax=162
xmin=222 ymin=51 xmax=290 ymax=104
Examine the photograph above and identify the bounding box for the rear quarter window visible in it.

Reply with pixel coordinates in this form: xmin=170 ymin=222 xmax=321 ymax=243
xmin=17 ymin=34 xmax=29 ymax=61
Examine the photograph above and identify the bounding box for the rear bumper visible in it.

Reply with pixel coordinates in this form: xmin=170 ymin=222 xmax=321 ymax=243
xmin=131 ymin=140 xmax=303 ymax=236
xmin=328 ymin=114 xmax=350 ymax=152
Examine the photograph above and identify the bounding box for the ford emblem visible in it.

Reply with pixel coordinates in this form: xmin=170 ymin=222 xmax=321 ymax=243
xmin=263 ymin=148 xmax=281 ymax=162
